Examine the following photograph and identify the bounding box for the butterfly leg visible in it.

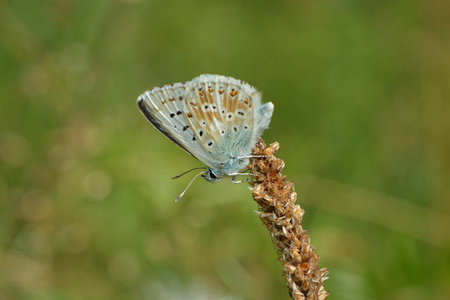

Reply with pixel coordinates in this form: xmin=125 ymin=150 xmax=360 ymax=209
xmin=236 ymin=155 xmax=270 ymax=160
xmin=229 ymin=172 xmax=255 ymax=177
xmin=231 ymin=177 xmax=247 ymax=184
xmin=231 ymin=176 xmax=252 ymax=184
xmin=229 ymin=172 xmax=256 ymax=184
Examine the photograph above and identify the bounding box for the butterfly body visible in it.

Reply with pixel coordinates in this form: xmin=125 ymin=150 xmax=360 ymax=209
xmin=137 ymin=74 xmax=274 ymax=182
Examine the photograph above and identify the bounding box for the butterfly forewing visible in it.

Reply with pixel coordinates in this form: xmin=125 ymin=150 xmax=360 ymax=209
xmin=138 ymin=82 xmax=216 ymax=165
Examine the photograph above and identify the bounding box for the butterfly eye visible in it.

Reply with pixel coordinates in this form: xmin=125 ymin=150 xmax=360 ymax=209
xmin=209 ymin=171 xmax=218 ymax=180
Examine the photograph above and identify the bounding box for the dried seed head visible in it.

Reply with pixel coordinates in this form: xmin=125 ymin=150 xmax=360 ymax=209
xmin=249 ymin=138 xmax=329 ymax=300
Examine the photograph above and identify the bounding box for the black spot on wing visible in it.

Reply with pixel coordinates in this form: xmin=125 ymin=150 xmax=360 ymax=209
xmin=137 ymin=98 xmax=195 ymax=157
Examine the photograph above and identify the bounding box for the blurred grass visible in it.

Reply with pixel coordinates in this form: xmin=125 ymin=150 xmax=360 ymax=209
xmin=1 ymin=0 xmax=449 ymax=299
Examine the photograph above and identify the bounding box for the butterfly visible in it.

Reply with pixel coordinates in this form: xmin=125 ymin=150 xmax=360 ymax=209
xmin=137 ymin=74 xmax=274 ymax=200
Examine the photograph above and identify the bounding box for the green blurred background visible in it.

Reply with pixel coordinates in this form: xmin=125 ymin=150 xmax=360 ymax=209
xmin=1 ymin=0 xmax=449 ymax=299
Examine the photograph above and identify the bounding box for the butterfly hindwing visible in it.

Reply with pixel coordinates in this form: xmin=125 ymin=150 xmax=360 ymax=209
xmin=182 ymin=75 xmax=261 ymax=164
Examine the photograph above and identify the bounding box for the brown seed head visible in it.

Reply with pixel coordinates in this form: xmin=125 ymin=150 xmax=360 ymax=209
xmin=249 ymin=138 xmax=329 ymax=300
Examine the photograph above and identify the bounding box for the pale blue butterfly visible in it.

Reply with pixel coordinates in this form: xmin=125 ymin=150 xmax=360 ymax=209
xmin=137 ymin=74 xmax=274 ymax=201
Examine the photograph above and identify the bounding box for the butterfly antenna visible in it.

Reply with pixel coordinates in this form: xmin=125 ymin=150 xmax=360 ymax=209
xmin=172 ymin=167 xmax=207 ymax=179
xmin=174 ymin=170 xmax=206 ymax=202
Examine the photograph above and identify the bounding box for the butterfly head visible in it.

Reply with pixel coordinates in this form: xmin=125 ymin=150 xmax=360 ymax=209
xmin=203 ymin=168 xmax=221 ymax=182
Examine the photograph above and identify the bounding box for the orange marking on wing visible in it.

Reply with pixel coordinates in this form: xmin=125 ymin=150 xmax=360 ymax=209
xmin=219 ymin=90 xmax=224 ymax=94
xmin=208 ymin=88 xmax=213 ymax=93
xmin=230 ymin=90 xmax=238 ymax=97
xmin=236 ymin=101 xmax=249 ymax=111
xmin=199 ymin=90 xmax=204 ymax=96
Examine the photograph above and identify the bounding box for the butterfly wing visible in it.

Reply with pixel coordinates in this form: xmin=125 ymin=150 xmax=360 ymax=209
xmin=182 ymin=74 xmax=273 ymax=166
xmin=137 ymin=74 xmax=274 ymax=173
xmin=137 ymin=82 xmax=217 ymax=167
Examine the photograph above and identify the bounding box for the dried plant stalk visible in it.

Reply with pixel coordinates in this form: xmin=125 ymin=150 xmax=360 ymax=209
xmin=249 ymin=138 xmax=329 ymax=300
